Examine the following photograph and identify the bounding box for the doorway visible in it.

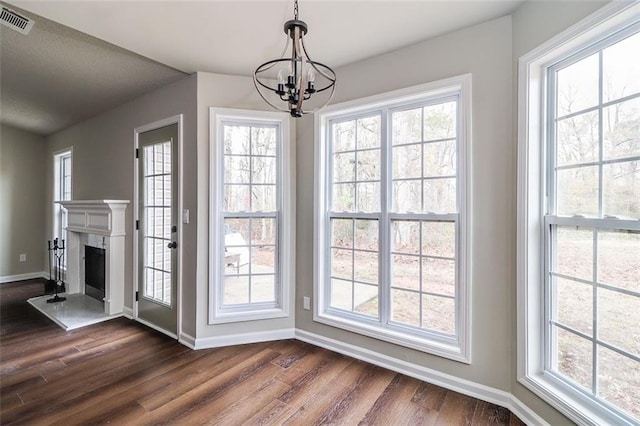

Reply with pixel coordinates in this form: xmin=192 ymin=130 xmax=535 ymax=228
xmin=134 ymin=119 xmax=181 ymax=337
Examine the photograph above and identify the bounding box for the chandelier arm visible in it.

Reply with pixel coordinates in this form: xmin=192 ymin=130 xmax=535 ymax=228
xmin=252 ymin=74 xmax=292 ymax=113
xmin=293 ymin=27 xmax=307 ymax=113
xmin=300 ymin=36 xmax=336 ymax=82
xmin=301 ymin=81 xmax=336 ymax=115
xmin=261 ymin=36 xmax=291 ymax=74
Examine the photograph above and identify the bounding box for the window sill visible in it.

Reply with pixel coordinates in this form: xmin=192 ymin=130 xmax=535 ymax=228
xmin=315 ymin=311 xmax=469 ymax=364
xmin=519 ymin=371 xmax=637 ymax=425
xmin=209 ymin=307 xmax=288 ymax=325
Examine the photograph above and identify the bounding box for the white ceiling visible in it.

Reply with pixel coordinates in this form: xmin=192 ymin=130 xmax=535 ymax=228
xmin=2 ymin=0 xmax=525 ymax=135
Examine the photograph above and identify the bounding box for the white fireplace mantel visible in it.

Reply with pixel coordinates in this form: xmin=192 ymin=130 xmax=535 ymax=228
xmin=59 ymin=200 xmax=129 ymax=315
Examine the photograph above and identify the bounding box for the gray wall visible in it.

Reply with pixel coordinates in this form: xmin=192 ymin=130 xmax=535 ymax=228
xmin=194 ymin=72 xmax=296 ymax=338
xmin=296 ymin=14 xmax=514 ymax=391
xmin=44 ymin=74 xmax=198 ymax=334
xmin=0 ymin=124 xmax=46 ymax=278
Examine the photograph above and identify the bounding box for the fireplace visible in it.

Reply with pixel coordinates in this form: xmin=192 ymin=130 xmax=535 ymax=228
xmin=59 ymin=200 xmax=129 ymax=315
xmin=85 ymin=245 xmax=106 ymax=301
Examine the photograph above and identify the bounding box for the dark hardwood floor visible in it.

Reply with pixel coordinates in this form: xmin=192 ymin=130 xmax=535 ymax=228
xmin=1 ymin=280 xmax=525 ymax=425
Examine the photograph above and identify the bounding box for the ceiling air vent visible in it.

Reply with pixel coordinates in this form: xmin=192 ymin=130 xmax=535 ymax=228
xmin=1 ymin=6 xmax=34 ymax=35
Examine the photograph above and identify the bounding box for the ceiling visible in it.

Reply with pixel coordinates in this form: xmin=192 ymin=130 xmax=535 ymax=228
xmin=1 ymin=0 xmax=525 ymax=136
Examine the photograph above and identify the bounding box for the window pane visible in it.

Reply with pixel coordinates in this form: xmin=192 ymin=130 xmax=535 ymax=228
xmin=391 ymin=255 xmax=420 ymax=290
xmin=598 ymin=231 xmax=640 ymax=292
xmin=333 ymin=152 xmax=355 ymax=182
xmin=354 ymin=283 xmax=378 ymax=318
xmin=357 ymin=116 xmax=381 ymax=149
xmin=423 ymin=258 xmax=455 ymax=297
xmin=422 ymin=295 xmax=455 ymax=335
xmin=251 ymin=246 xmax=275 ymax=274
xmin=252 ymin=157 xmax=276 ymax=184
xmin=251 ymin=275 xmax=275 ymax=303
xmin=391 ymin=221 xmax=420 ymax=255
xmin=333 ymin=120 xmax=355 ymax=152
xmin=554 ymin=227 xmax=593 ymax=281
xmin=332 ymin=183 xmax=355 ymax=212
xmin=355 ymin=220 xmax=378 ymax=251
xmin=224 ymin=275 xmax=249 ymax=305
xmin=225 ymin=218 xmax=250 ymax=243
xmin=392 ymin=180 xmax=421 ymax=213
xmin=556 ymin=111 xmax=599 ymax=166
xmin=423 ymin=178 xmax=456 ymax=213
xmin=224 ymin=125 xmax=250 ymax=155
xmin=251 ymin=127 xmax=277 ymax=156
xmin=598 ymin=288 xmax=639 ymax=357
xmin=556 ymin=166 xmax=598 ymax=216
xmin=554 ymin=277 xmax=593 ymax=336
xmin=392 ymin=108 xmax=422 ymax=145
xmin=557 ymin=53 xmax=599 ymax=116
xmin=422 ymin=221 xmax=455 ymax=258
xmin=356 ymin=182 xmax=380 ymax=212
xmin=224 ymin=185 xmax=250 ymax=212
xmin=251 ymin=185 xmax=276 ymax=212
xmin=603 ymin=97 xmax=640 ymax=161
xmin=391 ymin=289 xmax=420 ymax=327
xmin=249 ymin=218 xmax=275 ymax=246
xmin=354 ymin=251 xmax=378 ymax=285
xmin=331 ymin=278 xmax=353 ymax=311
xmin=598 ymin=346 xmax=640 ymax=419
xmin=603 ymin=31 xmax=640 ymax=103
xmin=603 ymin=160 xmax=640 ymax=219
xmin=554 ymin=326 xmax=593 ymax=390
xmin=331 ymin=248 xmax=352 ymax=280
xmin=423 ymin=102 xmax=456 ymax=141
xmin=424 ymin=140 xmax=456 ymax=177
xmin=331 ymin=218 xmax=353 ymax=249
xmin=356 ymin=149 xmax=380 ymax=181
xmin=224 ymin=156 xmax=250 ymax=184
xmin=392 ymin=144 xmax=422 ymax=179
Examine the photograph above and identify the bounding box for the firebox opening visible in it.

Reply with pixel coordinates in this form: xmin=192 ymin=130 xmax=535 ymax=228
xmin=85 ymin=246 xmax=106 ymax=302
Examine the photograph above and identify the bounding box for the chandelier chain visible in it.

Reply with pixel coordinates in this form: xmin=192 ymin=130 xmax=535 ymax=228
xmin=294 ymin=0 xmax=299 ymax=20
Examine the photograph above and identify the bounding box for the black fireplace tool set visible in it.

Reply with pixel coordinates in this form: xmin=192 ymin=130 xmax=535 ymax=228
xmin=46 ymin=238 xmax=67 ymax=303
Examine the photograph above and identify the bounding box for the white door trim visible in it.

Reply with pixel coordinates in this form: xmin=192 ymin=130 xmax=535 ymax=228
xmin=133 ymin=114 xmax=184 ymax=340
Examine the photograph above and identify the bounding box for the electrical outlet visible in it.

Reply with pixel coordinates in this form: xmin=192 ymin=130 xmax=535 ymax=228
xmin=19 ymin=253 xmax=27 ymax=262
xmin=303 ymin=296 xmax=310 ymax=310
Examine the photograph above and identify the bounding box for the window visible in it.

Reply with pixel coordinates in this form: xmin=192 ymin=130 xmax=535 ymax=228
xmin=53 ymin=149 xmax=72 ymax=258
xmin=209 ymin=108 xmax=293 ymax=323
xmin=315 ymin=75 xmax=471 ymax=362
xmin=518 ymin=4 xmax=639 ymax=425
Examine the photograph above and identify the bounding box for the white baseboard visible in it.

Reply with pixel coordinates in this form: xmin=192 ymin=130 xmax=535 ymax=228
xmin=0 ymin=271 xmax=47 ymax=284
xmin=122 ymin=306 xmax=134 ymax=319
xmin=135 ymin=317 xmax=178 ymax=340
xmin=179 ymin=332 xmax=196 ymax=349
xmin=295 ymin=329 xmax=548 ymax=426
xmin=192 ymin=328 xmax=295 ymax=350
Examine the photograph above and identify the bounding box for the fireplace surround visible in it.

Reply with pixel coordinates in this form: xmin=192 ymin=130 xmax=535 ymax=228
xmin=58 ymin=200 xmax=129 ymax=315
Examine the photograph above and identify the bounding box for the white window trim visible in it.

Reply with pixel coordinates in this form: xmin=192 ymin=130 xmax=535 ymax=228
xmin=209 ymin=108 xmax=293 ymax=324
xmin=517 ymin=2 xmax=640 ymax=425
xmin=53 ymin=147 xmax=73 ymax=270
xmin=314 ymin=74 xmax=472 ymax=363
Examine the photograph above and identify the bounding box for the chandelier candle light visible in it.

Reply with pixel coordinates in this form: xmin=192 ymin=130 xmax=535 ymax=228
xmin=253 ymin=0 xmax=336 ymax=117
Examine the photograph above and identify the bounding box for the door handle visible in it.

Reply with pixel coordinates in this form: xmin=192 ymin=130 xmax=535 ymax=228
xmin=167 ymin=241 xmax=177 ymax=249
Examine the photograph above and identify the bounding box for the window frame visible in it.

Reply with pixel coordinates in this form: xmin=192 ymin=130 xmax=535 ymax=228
xmin=53 ymin=148 xmax=72 ymax=264
xmin=209 ymin=108 xmax=293 ymax=324
xmin=314 ymin=75 xmax=472 ymax=363
xmin=517 ymin=3 xmax=640 ymax=425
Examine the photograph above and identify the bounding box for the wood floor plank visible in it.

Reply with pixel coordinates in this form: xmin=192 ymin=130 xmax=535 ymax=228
xmin=0 ymin=280 xmax=529 ymax=426
xmin=244 ymin=400 xmax=296 ymax=426
xmin=360 ymin=373 xmax=437 ymax=426
xmin=473 ymin=400 xmax=512 ymax=424
xmin=434 ymin=391 xmax=479 ymax=426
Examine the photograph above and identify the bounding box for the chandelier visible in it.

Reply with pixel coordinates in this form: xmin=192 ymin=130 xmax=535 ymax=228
xmin=253 ymin=0 xmax=336 ymax=118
